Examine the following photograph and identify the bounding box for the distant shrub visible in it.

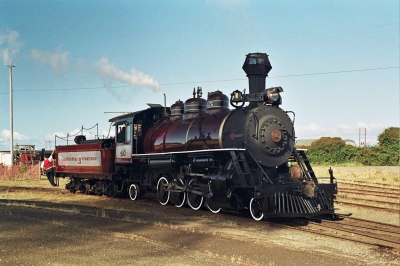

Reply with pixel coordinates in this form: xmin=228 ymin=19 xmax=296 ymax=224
xmin=307 ymin=137 xmax=350 ymax=165
xmin=305 ymin=128 xmax=400 ymax=166
xmin=311 ymin=137 xmax=345 ymax=149
xmin=378 ymin=127 xmax=399 ymax=147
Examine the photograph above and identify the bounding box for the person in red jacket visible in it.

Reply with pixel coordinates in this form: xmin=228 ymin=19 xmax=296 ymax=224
xmin=41 ymin=149 xmax=56 ymax=186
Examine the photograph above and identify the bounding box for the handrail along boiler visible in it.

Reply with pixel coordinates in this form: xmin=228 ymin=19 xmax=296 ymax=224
xmin=55 ymin=53 xmax=337 ymax=221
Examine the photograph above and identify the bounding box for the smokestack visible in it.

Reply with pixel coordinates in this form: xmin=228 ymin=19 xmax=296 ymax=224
xmin=242 ymin=53 xmax=272 ymax=99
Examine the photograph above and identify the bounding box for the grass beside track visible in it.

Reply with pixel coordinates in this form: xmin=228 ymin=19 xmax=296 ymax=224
xmin=312 ymin=166 xmax=399 ymax=185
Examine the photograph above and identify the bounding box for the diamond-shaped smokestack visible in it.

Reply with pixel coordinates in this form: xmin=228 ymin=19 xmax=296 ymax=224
xmin=242 ymin=53 xmax=272 ymax=96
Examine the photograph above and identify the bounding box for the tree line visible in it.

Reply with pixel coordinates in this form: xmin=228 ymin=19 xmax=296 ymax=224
xmin=298 ymin=127 xmax=399 ymax=166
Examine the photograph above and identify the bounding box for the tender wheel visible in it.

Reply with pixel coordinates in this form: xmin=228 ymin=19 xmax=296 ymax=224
xmin=187 ymin=179 xmax=204 ymax=210
xmin=128 ymin=183 xmax=140 ymax=201
xmin=250 ymin=198 xmax=264 ymax=221
xmin=106 ymin=182 xmax=118 ymax=198
xmin=206 ymin=199 xmax=221 ymax=214
xmin=156 ymin=177 xmax=170 ymax=205
xmin=170 ymin=179 xmax=186 ymax=208
xmin=79 ymin=182 xmax=90 ymax=194
xmin=94 ymin=181 xmax=103 ymax=196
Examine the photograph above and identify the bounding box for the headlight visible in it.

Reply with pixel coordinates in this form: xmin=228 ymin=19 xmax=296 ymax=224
xmin=268 ymin=91 xmax=280 ymax=102
xmin=265 ymin=87 xmax=283 ymax=105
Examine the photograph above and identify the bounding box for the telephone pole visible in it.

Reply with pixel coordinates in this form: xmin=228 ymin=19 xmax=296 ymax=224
xmin=359 ymin=128 xmax=367 ymax=147
xmin=364 ymin=128 xmax=367 ymax=147
xmin=358 ymin=127 xmax=367 ymax=147
xmin=7 ymin=60 xmax=15 ymax=165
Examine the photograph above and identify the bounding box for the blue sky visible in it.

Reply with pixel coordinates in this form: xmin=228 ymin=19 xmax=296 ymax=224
xmin=0 ymin=0 xmax=398 ymax=151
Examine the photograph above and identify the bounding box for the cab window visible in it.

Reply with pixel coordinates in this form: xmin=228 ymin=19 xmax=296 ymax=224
xmin=125 ymin=124 xmax=132 ymax=142
xmin=117 ymin=123 xmax=132 ymax=143
xmin=117 ymin=126 xmax=126 ymax=143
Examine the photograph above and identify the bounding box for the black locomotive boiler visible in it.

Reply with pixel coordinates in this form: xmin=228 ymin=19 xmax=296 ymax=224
xmin=55 ymin=53 xmax=337 ymax=221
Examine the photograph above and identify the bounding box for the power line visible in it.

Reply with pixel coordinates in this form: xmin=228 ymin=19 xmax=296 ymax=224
xmin=0 ymin=66 xmax=398 ymax=94
xmin=269 ymin=66 xmax=399 ymax=78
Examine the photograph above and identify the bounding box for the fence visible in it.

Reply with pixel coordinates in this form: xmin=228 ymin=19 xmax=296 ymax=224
xmin=0 ymin=163 xmax=41 ymax=180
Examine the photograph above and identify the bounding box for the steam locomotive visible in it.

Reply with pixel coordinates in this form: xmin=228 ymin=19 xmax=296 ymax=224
xmin=55 ymin=53 xmax=337 ymax=221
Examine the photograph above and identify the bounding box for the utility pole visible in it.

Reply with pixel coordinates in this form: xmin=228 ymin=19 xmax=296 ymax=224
xmin=364 ymin=128 xmax=367 ymax=147
xmin=359 ymin=128 xmax=367 ymax=147
xmin=6 ymin=60 xmax=15 ymax=165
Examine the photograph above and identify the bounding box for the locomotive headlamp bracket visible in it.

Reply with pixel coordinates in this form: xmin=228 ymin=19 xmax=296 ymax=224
xmin=229 ymin=86 xmax=283 ymax=108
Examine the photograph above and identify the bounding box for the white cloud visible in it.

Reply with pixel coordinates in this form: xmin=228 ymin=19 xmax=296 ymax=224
xmin=69 ymin=128 xmax=82 ymax=136
xmin=336 ymin=124 xmax=352 ymax=130
xmin=29 ymin=49 xmax=163 ymax=96
xmin=0 ymin=130 xmax=31 ymax=150
xmin=31 ymin=48 xmax=70 ymax=74
xmin=95 ymin=56 xmax=163 ymax=94
xmin=42 ymin=129 xmax=83 ymax=147
xmin=102 ymin=129 xmax=114 ymax=138
xmin=1 ymin=130 xmax=30 ymax=141
xmin=41 ymin=129 xmax=113 ymax=146
xmin=297 ymin=122 xmax=328 ymax=135
xmin=45 ymin=132 xmax=66 ymax=141
xmin=44 ymin=129 xmax=82 ymax=141
xmin=0 ymin=29 xmax=22 ymax=65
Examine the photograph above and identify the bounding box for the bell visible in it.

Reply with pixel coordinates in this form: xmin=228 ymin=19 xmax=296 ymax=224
xmin=232 ymin=91 xmax=242 ymax=102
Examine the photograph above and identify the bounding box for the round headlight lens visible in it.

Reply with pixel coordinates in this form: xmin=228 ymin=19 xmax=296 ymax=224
xmin=269 ymin=91 xmax=279 ymax=102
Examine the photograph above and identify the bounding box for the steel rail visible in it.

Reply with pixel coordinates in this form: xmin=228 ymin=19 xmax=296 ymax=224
xmin=338 ymin=188 xmax=399 ymax=199
xmin=346 ymin=216 xmax=400 ymax=229
xmin=289 ymin=222 xmax=395 ymax=250
xmin=334 ymin=200 xmax=399 ymax=213
xmin=308 ymin=222 xmax=399 ymax=247
xmin=321 ymin=220 xmax=400 ymax=241
xmin=338 ymin=182 xmax=400 ymax=192
xmin=337 ymin=195 xmax=400 ymax=207
xmin=340 ymin=179 xmax=400 ymax=189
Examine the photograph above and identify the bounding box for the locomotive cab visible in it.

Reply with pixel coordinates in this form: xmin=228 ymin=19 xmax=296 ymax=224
xmin=109 ymin=106 xmax=169 ymax=164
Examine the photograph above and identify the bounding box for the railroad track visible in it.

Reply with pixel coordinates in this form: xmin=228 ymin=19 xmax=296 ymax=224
xmin=338 ymin=181 xmax=400 ymax=193
xmin=334 ymin=200 xmax=399 ymax=213
xmin=337 ymin=195 xmax=400 ymax=207
xmin=346 ymin=216 xmax=400 ymax=233
xmin=340 ymin=179 xmax=400 ymax=188
xmin=293 ymin=216 xmax=400 ymax=250
xmin=335 ymin=182 xmax=400 ymax=212
xmin=338 ymin=188 xmax=399 ymax=199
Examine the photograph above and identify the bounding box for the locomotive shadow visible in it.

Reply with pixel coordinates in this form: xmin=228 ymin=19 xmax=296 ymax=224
xmin=0 ymin=202 xmax=216 ymax=263
xmin=1 ymin=199 xmax=208 ymax=233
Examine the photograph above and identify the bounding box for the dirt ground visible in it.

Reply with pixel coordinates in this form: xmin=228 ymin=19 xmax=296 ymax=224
xmin=0 ymin=183 xmax=399 ymax=266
